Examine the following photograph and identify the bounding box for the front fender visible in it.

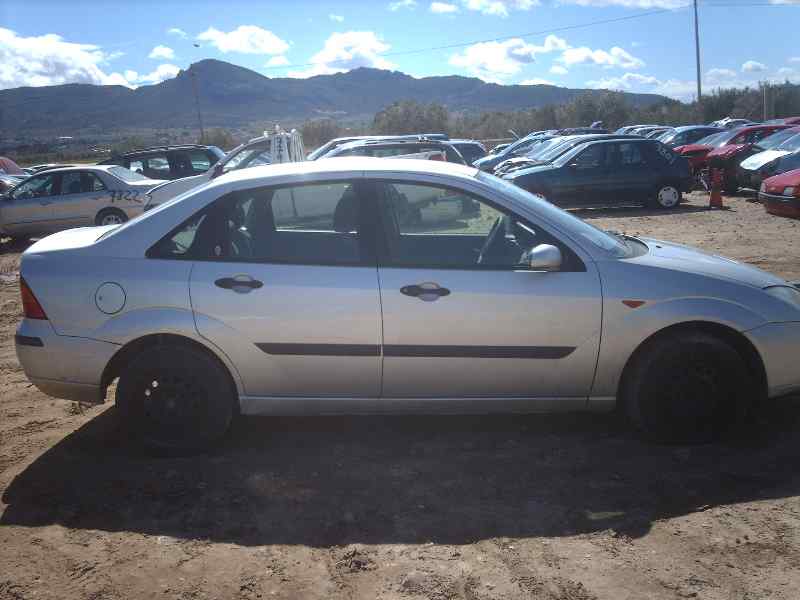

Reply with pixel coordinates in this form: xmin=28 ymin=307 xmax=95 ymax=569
xmin=592 ymin=296 xmax=767 ymax=398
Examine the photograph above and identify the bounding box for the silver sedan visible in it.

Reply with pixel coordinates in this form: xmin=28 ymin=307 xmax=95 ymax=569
xmin=14 ymin=158 xmax=800 ymax=451
xmin=0 ymin=165 xmax=167 ymax=240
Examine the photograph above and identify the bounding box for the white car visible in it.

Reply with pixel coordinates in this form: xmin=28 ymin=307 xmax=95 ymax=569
xmin=14 ymin=159 xmax=800 ymax=451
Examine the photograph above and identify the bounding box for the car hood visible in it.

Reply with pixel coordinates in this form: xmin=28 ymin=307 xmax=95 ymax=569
xmin=740 ymin=150 xmax=791 ymax=170
xmin=707 ymin=144 xmax=746 ymax=158
xmin=640 ymin=237 xmax=784 ymax=288
xmin=675 ymin=144 xmax=711 ymax=154
xmin=763 ymin=168 xmax=800 ymax=191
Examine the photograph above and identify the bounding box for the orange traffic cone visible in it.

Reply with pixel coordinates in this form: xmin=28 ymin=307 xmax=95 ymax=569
xmin=709 ymin=167 xmax=724 ymax=209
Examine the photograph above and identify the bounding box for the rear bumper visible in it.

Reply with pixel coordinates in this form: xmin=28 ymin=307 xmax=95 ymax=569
xmin=745 ymin=321 xmax=800 ymax=398
xmin=15 ymin=319 xmax=120 ymax=404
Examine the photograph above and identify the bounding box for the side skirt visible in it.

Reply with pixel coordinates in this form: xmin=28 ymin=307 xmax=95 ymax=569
xmin=238 ymin=396 xmax=605 ymax=416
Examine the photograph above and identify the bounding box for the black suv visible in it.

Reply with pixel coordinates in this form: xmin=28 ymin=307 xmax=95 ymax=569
xmin=99 ymin=145 xmax=225 ymax=180
xmin=324 ymin=139 xmax=467 ymax=164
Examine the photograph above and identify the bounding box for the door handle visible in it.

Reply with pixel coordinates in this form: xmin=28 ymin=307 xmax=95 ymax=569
xmin=215 ymin=276 xmax=263 ymax=292
xmin=400 ymin=282 xmax=451 ymax=301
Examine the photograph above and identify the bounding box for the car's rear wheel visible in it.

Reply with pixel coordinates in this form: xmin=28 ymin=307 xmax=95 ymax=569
xmin=622 ymin=331 xmax=752 ymax=443
xmin=95 ymin=208 xmax=128 ymax=227
xmin=116 ymin=343 xmax=235 ymax=453
xmin=651 ymin=184 xmax=682 ymax=209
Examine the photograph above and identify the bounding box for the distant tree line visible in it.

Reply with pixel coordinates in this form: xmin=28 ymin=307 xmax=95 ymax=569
xmin=301 ymin=81 xmax=800 ymax=148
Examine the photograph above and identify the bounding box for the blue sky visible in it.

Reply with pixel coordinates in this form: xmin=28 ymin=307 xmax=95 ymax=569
xmin=1 ymin=0 xmax=798 ymax=101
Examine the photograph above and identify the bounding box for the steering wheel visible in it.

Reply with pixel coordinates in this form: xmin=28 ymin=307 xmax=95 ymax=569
xmin=477 ymin=216 xmax=505 ymax=265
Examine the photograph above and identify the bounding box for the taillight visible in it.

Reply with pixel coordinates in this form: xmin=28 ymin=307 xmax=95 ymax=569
xmin=20 ymin=277 xmax=47 ymax=320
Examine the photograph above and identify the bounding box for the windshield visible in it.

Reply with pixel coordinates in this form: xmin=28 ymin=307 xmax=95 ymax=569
xmin=222 ymin=143 xmax=271 ymax=173
xmin=478 ymin=171 xmax=631 ymax=257
xmin=777 ymin=133 xmax=800 ymax=152
xmin=777 ymin=151 xmax=800 ymax=172
xmin=708 ymin=129 xmax=741 ymax=147
xmin=694 ymin=131 xmax=728 ymax=147
xmin=754 ymin=129 xmax=799 ymax=151
xmin=536 ymin=137 xmax=591 ymax=162
xmin=109 ymin=166 xmax=148 ymax=182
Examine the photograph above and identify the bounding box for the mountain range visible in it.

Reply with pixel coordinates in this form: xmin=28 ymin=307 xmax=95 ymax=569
xmin=0 ymin=59 xmax=669 ymax=136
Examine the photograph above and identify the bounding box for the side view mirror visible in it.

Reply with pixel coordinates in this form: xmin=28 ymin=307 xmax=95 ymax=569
xmin=527 ymin=244 xmax=562 ymax=271
xmin=210 ymin=162 xmax=224 ymax=179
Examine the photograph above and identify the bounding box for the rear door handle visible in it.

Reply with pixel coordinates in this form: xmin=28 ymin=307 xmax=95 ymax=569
xmin=215 ymin=276 xmax=263 ymax=292
xmin=401 ymin=282 xmax=451 ymax=301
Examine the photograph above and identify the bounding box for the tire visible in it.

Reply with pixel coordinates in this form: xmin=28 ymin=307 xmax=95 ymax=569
xmin=650 ymin=184 xmax=682 ymax=209
xmin=622 ymin=331 xmax=753 ymax=444
xmin=95 ymin=208 xmax=128 ymax=227
xmin=116 ymin=343 xmax=235 ymax=453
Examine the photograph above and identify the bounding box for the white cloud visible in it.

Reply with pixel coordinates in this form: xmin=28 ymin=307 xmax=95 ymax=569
xmin=777 ymin=67 xmax=796 ymax=77
xmin=135 ymin=64 xmax=181 ymax=85
xmin=389 ymin=0 xmax=417 ymax=9
xmin=0 ymin=27 xmax=134 ymax=89
xmin=449 ymin=35 xmax=567 ymax=82
xmin=266 ymin=55 xmax=289 ymax=67
xmin=586 ymin=72 xmax=658 ymax=90
xmin=197 ymin=25 xmax=289 ymax=55
xmin=148 ymin=45 xmax=175 ymax=60
xmin=559 ymin=0 xmax=686 ymax=7
xmin=430 ymin=1 xmax=459 ymax=12
xmin=167 ymin=28 xmax=188 ymax=39
xmin=550 ymin=64 xmax=568 ymax=75
xmin=329 ymin=14 xmax=345 ymax=22
xmin=462 ymin=0 xmax=539 ymax=16
xmin=559 ymin=46 xmax=644 ymax=69
xmin=706 ymin=67 xmax=736 ymax=82
xmin=742 ymin=60 xmax=767 ymax=73
xmin=520 ymin=78 xmax=555 ymax=85
xmin=791 ymin=57 xmax=800 ymax=63
xmin=288 ymin=31 xmax=395 ymax=78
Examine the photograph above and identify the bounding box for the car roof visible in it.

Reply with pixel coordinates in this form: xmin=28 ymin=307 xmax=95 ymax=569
xmin=333 ymin=138 xmax=455 ymax=152
xmin=30 ymin=165 xmax=127 ymax=176
xmin=216 ymin=157 xmax=478 ymax=187
xmin=117 ymin=144 xmax=212 ymax=157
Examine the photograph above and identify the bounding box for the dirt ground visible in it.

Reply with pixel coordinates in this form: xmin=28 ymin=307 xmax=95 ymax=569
xmin=2 ymin=191 xmax=800 ymax=600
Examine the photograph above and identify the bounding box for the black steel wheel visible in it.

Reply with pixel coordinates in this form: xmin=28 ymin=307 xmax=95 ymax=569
xmin=116 ymin=343 xmax=235 ymax=452
xmin=622 ymin=331 xmax=753 ymax=443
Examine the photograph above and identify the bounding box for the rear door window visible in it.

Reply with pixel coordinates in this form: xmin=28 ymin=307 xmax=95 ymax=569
xmin=60 ymin=171 xmax=84 ymax=195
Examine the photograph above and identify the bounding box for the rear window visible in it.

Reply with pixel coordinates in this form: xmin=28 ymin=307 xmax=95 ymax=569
xmin=109 ymin=166 xmax=148 ymax=182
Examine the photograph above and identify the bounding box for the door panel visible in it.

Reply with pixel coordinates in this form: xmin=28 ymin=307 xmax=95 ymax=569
xmin=191 ymin=263 xmax=382 ymax=397
xmin=173 ymin=179 xmax=382 ymax=397
xmin=557 ymin=144 xmax=610 ymax=205
xmin=374 ymin=180 xmax=602 ymax=399
xmin=0 ymin=173 xmax=57 ymax=234
xmin=607 ymin=142 xmax=656 ymax=204
xmin=51 ymin=171 xmax=96 ymax=228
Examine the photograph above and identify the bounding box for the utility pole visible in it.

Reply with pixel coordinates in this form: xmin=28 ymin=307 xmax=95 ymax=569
xmin=190 ymin=68 xmax=206 ymax=142
xmin=693 ymin=0 xmax=702 ymax=110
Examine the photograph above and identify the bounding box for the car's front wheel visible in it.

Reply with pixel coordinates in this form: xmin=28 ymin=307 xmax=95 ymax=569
xmin=651 ymin=184 xmax=682 ymax=209
xmin=622 ymin=330 xmax=752 ymax=443
xmin=116 ymin=343 xmax=235 ymax=452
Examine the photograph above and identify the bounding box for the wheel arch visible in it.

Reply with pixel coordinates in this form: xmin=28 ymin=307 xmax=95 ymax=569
xmin=617 ymin=320 xmax=768 ymax=405
xmin=101 ymin=333 xmax=241 ymax=412
xmin=95 ymin=206 xmax=127 ymax=226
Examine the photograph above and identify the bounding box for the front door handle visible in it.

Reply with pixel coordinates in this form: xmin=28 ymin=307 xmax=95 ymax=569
xmin=215 ymin=276 xmax=263 ymax=292
xmin=400 ymin=282 xmax=451 ymax=302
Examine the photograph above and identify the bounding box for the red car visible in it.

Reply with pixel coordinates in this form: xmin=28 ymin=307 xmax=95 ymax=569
xmin=759 ymin=168 xmax=800 ymax=218
xmin=675 ymin=124 xmax=793 ymax=192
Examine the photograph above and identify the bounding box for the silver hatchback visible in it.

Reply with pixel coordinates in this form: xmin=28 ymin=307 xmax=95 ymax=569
xmin=14 ymin=159 xmax=800 ymax=450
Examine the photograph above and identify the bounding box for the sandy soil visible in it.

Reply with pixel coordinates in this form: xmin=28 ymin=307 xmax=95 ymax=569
xmin=2 ymin=192 xmax=800 ymax=600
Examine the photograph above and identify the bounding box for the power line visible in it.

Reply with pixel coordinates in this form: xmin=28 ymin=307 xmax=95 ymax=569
xmin=262 ymin=6 xmax=692 ymax=72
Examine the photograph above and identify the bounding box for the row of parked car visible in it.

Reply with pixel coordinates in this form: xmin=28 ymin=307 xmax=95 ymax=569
xmin=4 ymin=116 xmax=800 ymax=241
